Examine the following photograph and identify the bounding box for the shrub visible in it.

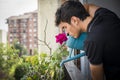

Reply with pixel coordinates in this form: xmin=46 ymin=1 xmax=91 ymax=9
xmin=18 ymin=46 xmax=68 ymax=80
xmin=14 ymin=63 xmax=30 ymax=80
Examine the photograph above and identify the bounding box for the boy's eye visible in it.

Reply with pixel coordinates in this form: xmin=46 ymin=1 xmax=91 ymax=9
xmin=67 ymin=33 xmax=69 ymax=36
xmin=62 ymin=27 xmax=66 ymax=33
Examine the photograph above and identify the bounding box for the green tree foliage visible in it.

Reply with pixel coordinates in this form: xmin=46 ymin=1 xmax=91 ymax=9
xmin=0 ymin=43 xmax=20 ymax=80
xmin=0 ymin=43 xmax=5 ymax=70
xmin=13 ymin=40 xmax=23 ymax=56
xmin=21 ymin=46 xmax=68 ymax=80
xmin=0 ymin=42 xmax=69 ymax=80
xmin=12 ymin=39 xmax=28 ymax=56
xmin=33 ymin=48 xmax=39 ymax=55
xmin=14 ymin=63 xmax=30 ymax=80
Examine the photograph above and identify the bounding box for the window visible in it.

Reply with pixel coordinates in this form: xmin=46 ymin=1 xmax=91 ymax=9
xmin=14 ymin=34 xmax=16 ymax=37
xmin=34 ymin=29 xmax=37 ymax=32
xmin=10 ymin=20 xmax=14 ymax=24
xmin=14 ymin=20 xmax=16 ymax=23
xmin=29 ymin=18 xmax=32 ymax=21
xmin=13 ymin=28 xmax=16 ymax=33
xmin=34 ymin=44 xmax=37 ymax=47
xmin=23 ymin=34 xmax=26 ymax=38
xmin=10 ymin=34 xmax=13 ymax=37
xmin=24 ymin=19 xmax=27 ymax=22
xmin=10 ymin=39 xmax=12 ymax=42
xmin=14 ymin=23 xmax=17 ymax=27
xmin=34 ymin=39 xmax=38 ymax=43
xmin=23 ymin=39 xmax=26 ymax=43
xmin=34 ymin=23 xmax=37 ymax=27
xmin=23 ymin=23 xmax=26 ymax=27
xmin=29 ymin=34 xmax=32 ymax=37
xmin=29 ymin=24 xmax=32 ymax=27
xmin=29 ymin=39 xmax=32 ymax=42
xmin=23 ymin=30 xmax=26 ymax=33
xmin=21 ymin=19 xmax=27 ymax=23
xmin=34 ymin=34 xmax=37 ymax=36
xmin=33 ymin=18 xmax=36 ymax=22
xmin=29 ymin=44 xmax=32 ymax=48
xmin=29 ymin=29 xmax=32 ymax=32
xmin=10 ymin=36 xmax=12 ymax=39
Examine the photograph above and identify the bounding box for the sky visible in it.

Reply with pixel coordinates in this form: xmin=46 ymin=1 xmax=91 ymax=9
xmin=0 ymin=0 xmax=37 ymax=31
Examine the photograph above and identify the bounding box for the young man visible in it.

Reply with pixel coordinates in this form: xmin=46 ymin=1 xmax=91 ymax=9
xmin=55 ymin=1 xmax=120 ymax=80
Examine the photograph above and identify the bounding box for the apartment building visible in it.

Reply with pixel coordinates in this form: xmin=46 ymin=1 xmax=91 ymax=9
xmin=7 ymin=10 xmax=38 ymax=55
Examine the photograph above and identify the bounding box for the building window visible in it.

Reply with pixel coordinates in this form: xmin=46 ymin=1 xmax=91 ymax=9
xmin=24 ymin=19 xmax=27 ymax=22
xmin=10 ymin=34 xmax=13 ymax=37
xmin=10 ymin=20 xmax=14 ymax=24
xmin=23 ymin=30 xmax=26 ymax=33
xmin=10 ymin=36 xmax=12 ymax=39
xmin=10 ymin=39 xmax=12 ymax=42
xmin=14 ymin=20 xmax=16 ymax=23
xmin=29 ymin=18 xmax=32 ymax=21
xmin=34 ymin=23 xmax=37 ymax=27
xmin=9 ymin=24 xmax=12 ymax=27
xmin=14 ymin=34 xmax=16 ymax=37
xmin=29 ymin=24 xmax=32 ymax=27
xmin=23 ymin=39 xmax=26 ymax=43
xmin=23 ymin=34 xmax=26 ymax=38
xmin=14 ymin=23 xmax=17 ymax=27
xmin=29 ymin=34 xmax=32 ymax=37
xmin=23 ymin=23 xmax=26 ymax=27
xmin=13 ymin=28 xmax=16 ymax=33
xmin=34 ymin=34 xmax=37 ymax=36
xmin=34 ymin=29 xmax=36 ymax=32
xmin=29 ymin=29 xmax=32 ymax=32
xmin=34 ymin=39 xmax=37 ymax=43
xmin=29 ymin=39 xmax=32 ymax=42
xmin=29 ymin=44 xmax=32 ymax=48
xmin=33 ymin=18 xmax=36 ymax=22
xmin=21 ymin=19 xmax=27 ymax=23
xmin=34 ymin=44 xmax=37 ymax=47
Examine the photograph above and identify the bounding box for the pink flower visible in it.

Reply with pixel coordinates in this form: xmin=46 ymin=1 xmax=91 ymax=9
xmin=55 ymin=33 xmax=68 ymax=45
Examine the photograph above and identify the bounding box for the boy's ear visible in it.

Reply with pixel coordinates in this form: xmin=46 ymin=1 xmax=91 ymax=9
xmin=71 ymin=16 xmax=78 ymax=25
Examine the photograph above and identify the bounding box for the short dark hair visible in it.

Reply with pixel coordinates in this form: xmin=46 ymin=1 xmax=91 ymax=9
xmin=55 ymin=1 xmax=90 ymax=26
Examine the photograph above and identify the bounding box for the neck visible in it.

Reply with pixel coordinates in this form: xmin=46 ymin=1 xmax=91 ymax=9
xmin=80 ymin=16 xmax=92 ymax=32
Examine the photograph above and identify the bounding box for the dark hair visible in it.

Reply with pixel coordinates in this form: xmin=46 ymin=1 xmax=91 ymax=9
xmin=55 ymin=1 xmax=90 ymax=26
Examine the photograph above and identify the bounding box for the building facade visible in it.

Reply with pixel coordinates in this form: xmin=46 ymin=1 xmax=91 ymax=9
xmin=38 ymin=0 xmax=60 ymax=54
xmin=0 ymin=29 xmax=7 ymax=44
xmin=7 ymin=10 xmax=38 ymax=55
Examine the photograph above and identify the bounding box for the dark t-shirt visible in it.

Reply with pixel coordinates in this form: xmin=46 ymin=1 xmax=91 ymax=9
xmin=84 ymin=8 xmax=120 ymax=80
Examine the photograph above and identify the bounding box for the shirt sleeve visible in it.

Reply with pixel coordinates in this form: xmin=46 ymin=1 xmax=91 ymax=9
xmin=84 ymin=40 xmax=104 ymax=65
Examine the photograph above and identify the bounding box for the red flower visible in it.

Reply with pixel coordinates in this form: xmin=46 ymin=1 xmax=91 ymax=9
xmin=55 ymin=33 xmax=68 ymax=45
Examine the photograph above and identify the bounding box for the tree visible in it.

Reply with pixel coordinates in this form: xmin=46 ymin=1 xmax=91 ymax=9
xmin=0 ymin=42 xmax=19 ymax=79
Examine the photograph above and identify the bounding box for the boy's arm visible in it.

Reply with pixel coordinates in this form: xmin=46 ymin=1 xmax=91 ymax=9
xmin=90 ymin=63 xmax=104 ymax=80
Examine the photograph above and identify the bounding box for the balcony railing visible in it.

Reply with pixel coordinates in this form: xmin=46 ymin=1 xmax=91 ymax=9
xmin=62 ymin=49 xmax=91 ymax=80
xmin=63 ymin=61 xmax=86 ymax=80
